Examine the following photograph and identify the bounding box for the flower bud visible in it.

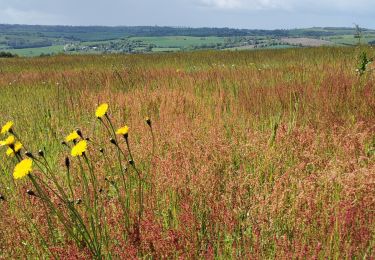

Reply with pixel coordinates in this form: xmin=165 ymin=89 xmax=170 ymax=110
xmin=110 ymin=138 xmax=117 ymax=145
xmin=76 ymin=128 xmax=83 ymax=138
xmin=65 ymin=157 xmax=70 ymax=168
xmin=27 ymin=190 xmax=35 ymax=196
xmin=38 ymin=150 xmax=44 ymax=157
xmin=145 ymin=117 xmax=151 ymax=127
xmin=25 ymin=151 xmax=34 ymax=158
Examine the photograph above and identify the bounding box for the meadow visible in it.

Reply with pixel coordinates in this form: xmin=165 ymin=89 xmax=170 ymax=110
xmin=0 ymin=47 xmax=374 ymax=259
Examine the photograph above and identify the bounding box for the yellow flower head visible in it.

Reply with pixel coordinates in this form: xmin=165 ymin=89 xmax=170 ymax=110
xmin=6 ymin=142 xmax=22 ymax=157
xmin=13 ymin=158 xmax=33 ymax=180
xmin=0 ymin=135 xmax=15 ymax=147
xmin=65 ymin=131 xmax=80 ymax=142
xmin=116 ymin=126 xmax=129 ymax=136
xmin=95 ymin=103 xmax=108 ymax=118
xmin=71 ymin=140 xmax=87 ymax=157
xmin=1 ymin=121 xmax=13 ymax=134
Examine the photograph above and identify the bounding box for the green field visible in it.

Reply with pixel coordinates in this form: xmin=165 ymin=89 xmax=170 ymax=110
xmin=131 ymin=36 xmax=225 ymax=48
xmin=152 ymin=47 xmax=181 ymax=52
xmin=6 ymin=45 xmax=65 ymax=57
xmin=327 ymin=34 xmax=375 ymax=45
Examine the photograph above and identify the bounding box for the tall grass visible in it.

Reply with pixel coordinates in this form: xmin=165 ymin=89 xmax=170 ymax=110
xmin=0 ymin=47 xmax=374 ymax=258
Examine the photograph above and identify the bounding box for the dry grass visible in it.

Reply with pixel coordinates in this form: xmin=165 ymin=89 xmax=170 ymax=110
xmin=0 ymin=47 xmax=374 ymax=258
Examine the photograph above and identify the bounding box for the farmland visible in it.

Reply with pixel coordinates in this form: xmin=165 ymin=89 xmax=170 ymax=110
xmin=1 ymin=24 xmax=375 ymax=56
xmin=0 ymin=47 xmax=374 ymax=258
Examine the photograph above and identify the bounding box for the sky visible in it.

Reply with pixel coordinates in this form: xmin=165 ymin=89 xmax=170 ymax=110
xmin=0 ymin=0 xmax=374 ymax=29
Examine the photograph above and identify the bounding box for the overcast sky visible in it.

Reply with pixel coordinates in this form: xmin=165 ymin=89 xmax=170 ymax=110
xmin=0 ymin=0 xmax=374 ymax=29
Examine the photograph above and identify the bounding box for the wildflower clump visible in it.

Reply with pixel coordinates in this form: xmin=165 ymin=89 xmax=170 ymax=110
xmin=0 ymin=103 xmax=155 ymax=258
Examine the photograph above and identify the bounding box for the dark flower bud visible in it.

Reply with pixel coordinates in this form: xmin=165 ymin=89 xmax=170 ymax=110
xmin=25 ymin=151 xmax=34 ymax=158
xmin=129 ymin=159 xmax=134 ymax=165
xmin=76 ymin=128 xmax=83 ymax=138
xmin=110 ymin=138 xmax=117 ymax=145
xmin=38 ymin=150 xmax=44 ymax=157
xmin=0 ymin=194 xmax=5 ymax=201
xmin=27 ymin=190 xmax=35 ymax=196
xmin=65 ymin=157 xmax=70 ymax=168
xmin=76 ymin=198 xmax=82 ymax=205
xmin=145 ymin=117 xmax=152 ymax=127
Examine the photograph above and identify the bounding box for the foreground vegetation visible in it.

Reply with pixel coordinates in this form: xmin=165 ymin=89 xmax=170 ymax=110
xmin=0 ymin=47 xmax=374 ymax=258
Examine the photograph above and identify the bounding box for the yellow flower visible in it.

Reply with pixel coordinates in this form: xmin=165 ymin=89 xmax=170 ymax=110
xmin=13 ymin=158 xmax=33 ymax=180
xmin=116 ymin=126 xmax=129 ymax=136
xmin=95 ymin=103 xmax=108 ymax=118
xmin=71 ymin=140 xmax=87 ymax=157
xmin=0 ymin=135 xmax=15 ymax=146
xmin=1 ymin=121 xmax=13 ymax=134
xmin=6 ymin=142 xmax=22 ymax=157
xmin=65 ymin=131 xmax=80 ymax=142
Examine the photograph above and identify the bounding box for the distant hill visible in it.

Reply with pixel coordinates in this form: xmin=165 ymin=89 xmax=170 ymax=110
xmin=1 ymin=24 xmax=374 ymax=40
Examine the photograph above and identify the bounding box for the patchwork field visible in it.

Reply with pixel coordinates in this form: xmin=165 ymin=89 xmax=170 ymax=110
xmin=280 ymin=37 xmax=333 ymax=47
xmin=0 ymin=47 xmax=374 ymax=258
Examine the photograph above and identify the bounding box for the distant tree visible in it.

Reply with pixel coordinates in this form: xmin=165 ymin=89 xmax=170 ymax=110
xmin=354 ymin=24 xmax=363 ymax=45
xmin=0 ymin=51 xmax=17 ymax=58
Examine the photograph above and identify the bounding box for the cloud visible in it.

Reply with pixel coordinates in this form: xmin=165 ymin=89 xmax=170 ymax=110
xmin=196 ymin=0 xmax=375 ymax=13
xmin=0 ymin=7 xmax=65 ymax=25
xmin=199 ymin=0 xmax=243 ymax=9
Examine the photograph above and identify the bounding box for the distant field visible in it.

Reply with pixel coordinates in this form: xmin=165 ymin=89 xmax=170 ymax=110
xmin=281 ymin=37 xmax=333 ymax=47
xmin=327 ymin=34 xmax=375 ymax=45
xmin=152 ymin=47 xmax=181 ymax=52
xmin=6 ymin=45 xmax=64 ymax=57
xmin=130 ymin=36 xmax=225 ymax=48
